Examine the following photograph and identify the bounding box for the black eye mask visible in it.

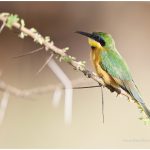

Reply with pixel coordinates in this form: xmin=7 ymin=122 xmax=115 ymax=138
xmin=92 ymin=33 xmax=105 ymax=46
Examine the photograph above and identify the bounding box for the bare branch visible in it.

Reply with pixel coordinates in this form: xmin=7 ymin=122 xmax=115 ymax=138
xmin=0 ymin=13 xmax=130 ymax=99
xmin=0 ymin=13 xmax=135 ymax=109
xmin=0 ymin=13 xmax=148 ymax=122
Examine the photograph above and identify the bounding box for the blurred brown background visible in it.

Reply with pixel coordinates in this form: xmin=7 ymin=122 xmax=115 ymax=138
xmin=0 ymin=1 xmax=150 ymax=148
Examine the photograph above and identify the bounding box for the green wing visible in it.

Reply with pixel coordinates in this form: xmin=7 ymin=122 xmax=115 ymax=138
xmin=101 ymin=50 xmax=132 ymax=81
xmin=101 ymin=49 xmax=144 ymax=104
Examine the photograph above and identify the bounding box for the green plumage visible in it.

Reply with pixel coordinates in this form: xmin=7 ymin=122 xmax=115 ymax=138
xmin=98 ymin=32 xmax=150 ymax=118
xmin=101 ymin=48 xmax=144 ymax=104
xmin=76 ymin=31 xmax=150 ymax=119
xmin=101 ymin=50 xmax=132 ymax=81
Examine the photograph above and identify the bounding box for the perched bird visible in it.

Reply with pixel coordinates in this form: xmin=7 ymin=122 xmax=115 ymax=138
xmin=76 ymin=31 xmax=150 ymax=119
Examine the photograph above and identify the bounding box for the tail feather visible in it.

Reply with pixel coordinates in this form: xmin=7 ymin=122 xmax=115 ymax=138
xmin=140 ymin=103 xmax=150 ymax=119
xmin=123 ymin=81 xmax=150 ymax=118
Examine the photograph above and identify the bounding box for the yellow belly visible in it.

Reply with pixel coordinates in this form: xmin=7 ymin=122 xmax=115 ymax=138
xmin=91 ymin=48 xmax=118 ymax=87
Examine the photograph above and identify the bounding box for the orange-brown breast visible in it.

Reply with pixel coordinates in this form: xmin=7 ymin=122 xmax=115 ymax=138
xmin=91 ymin=47 xmax=118 ymax=87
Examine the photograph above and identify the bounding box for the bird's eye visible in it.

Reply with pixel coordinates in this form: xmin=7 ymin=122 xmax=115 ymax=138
xmin=93 ymin=34 xmax=99 ymax=41
xmin=92 ymin=33 xmax=105 ymax=46
xmin=99 ymin=38 xmax=105 ymax=46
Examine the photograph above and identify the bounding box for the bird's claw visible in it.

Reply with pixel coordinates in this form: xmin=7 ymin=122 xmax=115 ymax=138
xmin=83 ymin=70 xmax=92 ymax=78
xmin=98 ymin=83 xmax=102 ymax=87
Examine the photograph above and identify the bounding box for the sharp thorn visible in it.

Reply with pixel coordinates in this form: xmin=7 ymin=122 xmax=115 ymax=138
xmin=12 ymin=47 xmax=44 ymax=59
xmin=36 ymin=53 xmax=54 ymax=75
xmin=73 ymin=85 xmax=100 ymax=89
xmin=0 ymin=22 xmax=5 ymax=33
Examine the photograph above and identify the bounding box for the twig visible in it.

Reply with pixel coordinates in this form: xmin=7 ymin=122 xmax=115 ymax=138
xmin=1 ymin=13 xmax=148 ymax=122
xmin=101 ymin=87 xmax=104 ymax=124
xmin=0 ymin=13 xmax=132 ymax=101
xmin=73 ymin=85 xmax=100 ymax=89
xmin=12 ymin=47 xmax=44 ymax=58
xmin=37 ymin=53 xmax=54 ymax=74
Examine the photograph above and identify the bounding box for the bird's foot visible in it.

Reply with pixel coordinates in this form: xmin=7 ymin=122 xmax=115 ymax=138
xmin=83 ymin=70 xmax=92 ymax=78
xmin=106 ymin=85 xmax=115 ymax=93
xmin=98 ymin=82 xmax=102 ymax=87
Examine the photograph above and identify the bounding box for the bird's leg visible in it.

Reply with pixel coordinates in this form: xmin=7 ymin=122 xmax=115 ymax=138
xmin=106 ymin=85 xmax=121 ymax=97
xmin=98 ymin=82 xmax=102 ymax=87
xmin=106 ymin=85 xmax=115 ymax=93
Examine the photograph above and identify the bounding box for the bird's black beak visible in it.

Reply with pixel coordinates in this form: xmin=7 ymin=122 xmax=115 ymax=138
xmin=76 ymin=31 xmax=105 ymax=47
xmin=75 ymin=31 xmax=93 ymax=39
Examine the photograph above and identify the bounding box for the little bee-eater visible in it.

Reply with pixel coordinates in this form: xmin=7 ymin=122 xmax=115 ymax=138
xmin=76 ymin=31 xmax=150 ymax=119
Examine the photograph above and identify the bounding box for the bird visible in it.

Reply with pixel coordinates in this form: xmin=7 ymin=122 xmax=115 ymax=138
xmin=76 ymin=31 xmax=150 ymax=119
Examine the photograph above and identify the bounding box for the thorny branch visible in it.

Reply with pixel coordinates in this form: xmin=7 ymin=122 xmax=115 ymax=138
xmin=0 ymin=13 xmax=149 ymax=124
xmin=0 ymin=13 xmax=128 ymax=97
